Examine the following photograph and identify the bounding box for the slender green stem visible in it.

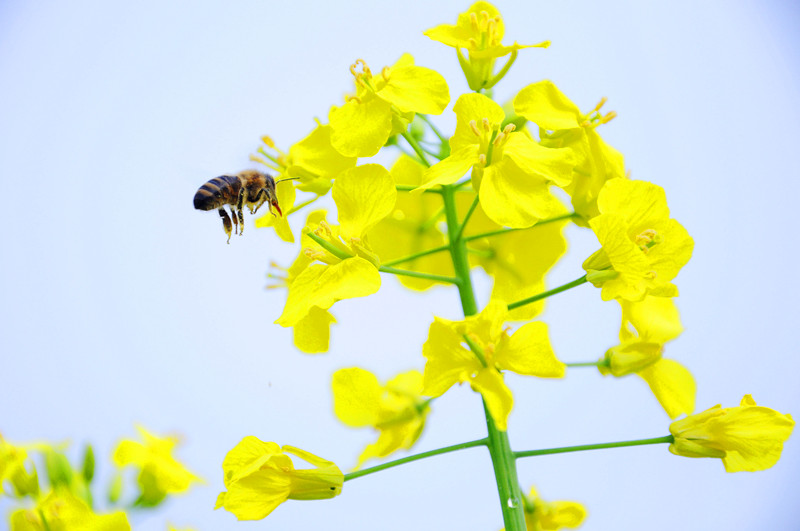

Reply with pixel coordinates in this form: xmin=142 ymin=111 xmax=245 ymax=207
xmin=507 ymin=275 xmax=589 ymax=311
xmin=401 ymin=131 xmax=431 ymax=168
xmin=39 ymin=510 xmax=52 ymax=531
xmin=396 ymin=184 xmax=442 ymax=194
xmin=419 ymin=114 xmax=448 ymax=144
xmin=463 ymin=212 xmax=577 ymax=243
xmin=515 ymin=436 xmax=674 ymax=459
xmin=305 ymin=231 xmax=351 ymax=260
xmin=343 ymin=438 xmax=488 ymax=482
xmin=566 ymin=361 xmax=603 ymax=368
xmin=378 ymin=266 xmax=458 ymax=285
xmin=441 ymin=184 xmax=526 ymax=531
xmin=286 ymin=196 xmax=318 ymax=216
xmin=381 ymin=244 xmax=450 ymax=268
xmin=454 ymin=194 xmax=480 ymax=242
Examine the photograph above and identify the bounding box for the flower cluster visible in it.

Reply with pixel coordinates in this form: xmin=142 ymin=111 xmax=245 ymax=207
xmin=208 ymin=1 xmax=793 ymax=529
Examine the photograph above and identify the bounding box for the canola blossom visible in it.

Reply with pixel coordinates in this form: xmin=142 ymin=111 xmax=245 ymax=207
xmin=6 ymin=3 xmax=789 ymax=531
xmin=113 ymin=425 xmax=202 ymax=504
xmin=600 ymin=296 xmax=696 ymax=418
xmin=669 ymin=395 xmax=794 ymax=472
xmin=583 ymin=179 xmax=694 ymax=301
xmin=333 ymin=368 xmax=430 ymax=468
xmin=422 ymin=301 xmax=565 ymax=431
xmin=215 ymin=437 xmax=343 ymax=520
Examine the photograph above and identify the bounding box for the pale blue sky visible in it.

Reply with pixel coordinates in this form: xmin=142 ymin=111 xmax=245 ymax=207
xmin=1 ymin=1 xmax=799 ymax=530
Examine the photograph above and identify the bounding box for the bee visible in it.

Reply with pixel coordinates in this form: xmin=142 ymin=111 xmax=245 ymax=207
xmin=193 ymin=170 xmax=282 ymax=243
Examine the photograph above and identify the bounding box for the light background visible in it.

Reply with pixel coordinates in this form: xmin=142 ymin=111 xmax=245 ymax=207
xmin=1 ymin=1 xmax=799 ymax=529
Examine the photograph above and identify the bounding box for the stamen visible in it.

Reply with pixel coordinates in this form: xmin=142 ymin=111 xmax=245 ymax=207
xmin=381 ymin=66 xmax=391 ymax=81
xmin=482 ymin=117 xmax=491 ymax=131
xmin=592 ymin=97 xmax=608 ymax=113
xmin=478 ymin=153 xmax=487 ymax=165
xmin=261 ymin=135 xmax=276 ymax=148
xmin=345 ymin=94 xmax=362 ymax=103
xmin=317 ymin=220 xmax=333 ymax=237
xmin=487 ymin=18 xmax=496 ymax=44
xmin=635 ymin=229 xmax=661 ymax=253
xmin=468 ymin=37 xmax=479 ymax=49
xmin=469 ymin=12 xmax=479 ymax=31
xmin=600 ymin=111 xmax=617 ymax=124
xmin=479 ymin=11 xmax=490 ymax=29
xmin=304 ymin=248 xmax=325 ymax=260
xmin=502 ymin=124 xmax=516 ymax=134
xmin=493 ymin=132 xmax=505 ymax=145
xmin=469 ymin=119 xmax=482 ymax=136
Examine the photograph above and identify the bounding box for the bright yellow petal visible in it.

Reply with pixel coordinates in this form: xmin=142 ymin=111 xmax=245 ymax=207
xmin=293 ymin=307 xmax=336 ymax=354
xmin=450 ymin=93 xmax=506 ymax=153
xmin=480 ymin=161 xmax=568 ymax=228
xmin=332 ymin=368 xmax=383 ymax=427
xmin=222 ymin=437 xmax=283 ymax=485
xmin=422 ymin=318 xmax=482 ymax=397
xmin=329 ymin=97 xmax=393 ymax=157
xmin=499 ymin=321 xmax=565 ymax=378
xmin=470 ymin=369 xmax=513 ymax=431
xmin=378 ymin=66 xmax=449 ymax=115
xmin=416 ymin=145 xmax=481 ymax=191
xmin=514 ymin=80 xmax=582 ymax=130
xmin=333 ymin=164 xmax=396 ymax=239
xmin=638 ymin=359 xmax=696 ymax=419
xmin=288 ymin=124 xmax=356 ymax=195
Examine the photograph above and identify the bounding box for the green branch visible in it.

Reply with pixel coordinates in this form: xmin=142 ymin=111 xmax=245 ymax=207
xmin=343 ymin=438 xmax=488 ymax=482
xmin=378 ymin=266 xmax=458 ymax=285
xmin=515 ymin=436 xmax=674 ymax=459
xmin=464 ymin=212 xmax=577 ymax=243
xmin=401 ymin=131 xmax=431 ymax=168
xmin=380 ymin=244 xmax=450 ymax=268
xmin=506 ymin=275 xmax=588 ymax=311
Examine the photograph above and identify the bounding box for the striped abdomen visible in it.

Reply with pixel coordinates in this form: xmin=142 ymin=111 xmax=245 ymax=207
xmin=193 ymin=175 xmax=242 ymax=211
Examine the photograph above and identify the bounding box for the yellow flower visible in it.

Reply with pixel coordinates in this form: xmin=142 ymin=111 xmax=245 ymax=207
xmin=368 ymin=155 xmax=454 ymax=291
xmin=329 ymin=55 xmax=449 ymax=157
xmin=514 ymin=80 xmax=625 ymax=224
xmin=501 ymin=486 xmax=587 ymax=531
xmin=9 ymin=489 xmax=130 ymax=531
xmin=601 ymin=296 xmax=695 ymax=419
xmin=669 ymin=395 xmax=794 ymax=472
xmin=582 ymin=179 xmax=693 ymax=301
xmin=425 ymin=2 xmax=550 ymax=91
xmin=1 ymin=434 xmax=39 ymax=498
xmin=253 ymin=127 xmax=357 ymax=242
xmin=417 ymin=92 xmax=574 ymax=229
xmin=215 ymin=437 xmax=343 ymax=521
xmin=112 ymin=426 xmax=201 ymax=505
xmin=332 ymin=368 xmax=429 ymax=468
xmin=422 ymin=301 xmax=565 ymax=431
xmin=275 ymin=164 xmax=396 ymax=342
xmin=460 ymin=198 xmax=569 ymax=320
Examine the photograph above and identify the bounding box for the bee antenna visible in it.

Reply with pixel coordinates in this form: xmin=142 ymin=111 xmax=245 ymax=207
xmin=275 ymin=177 xmax=301 ymax=183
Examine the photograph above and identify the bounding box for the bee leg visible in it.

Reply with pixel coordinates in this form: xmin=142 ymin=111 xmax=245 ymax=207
xmin=236 ymin=187 xmax=246 ymax=235
xmin=230 ymin=205 xmax=239 ymax=236
xmin=218 ymin=208 xmax=232 ymax=244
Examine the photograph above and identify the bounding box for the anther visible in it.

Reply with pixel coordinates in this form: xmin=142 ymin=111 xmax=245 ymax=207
xmin=600 ymin=111 xmax=617 ymax=124
xmin=478 ymin=153 xmax=487 ymax=165
xmin=469 ymin=119 xmax=482 ymax=136
xmin=592 ymin=97 xmax=608 ymax=113
xmin=317 ymin=220 xmax=333 ymax=237
xmin=381 ymin=66 xmax=391 ymax=81
xmin=469 ymin=12 xmax=479 ymax=31
xmin=482 ymin=117 xmax=491 ymax=131
xmin=345 ymin=95 xmax=362 ymax=104
xmin=468 ymin=37 xmax=479 ymax=49
xmin=493 ymin=132 xmax=505 ymax=145
xmin=503 ymin=124 xmax=516 ymax=134
xmin=261 ymin=135 xmax=276 ymax=148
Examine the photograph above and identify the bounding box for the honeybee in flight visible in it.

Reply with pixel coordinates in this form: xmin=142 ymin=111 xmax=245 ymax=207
xmin=193 ymin=170 xmax=282 ymax=243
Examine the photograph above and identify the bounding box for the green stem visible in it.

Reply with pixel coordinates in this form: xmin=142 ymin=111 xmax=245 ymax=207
xmin=39 ymin=510 xmax=52 ymax=531
xmin=515 ymin=436 xmax=674 ymax=459
xmin=454 ymin=194 xmax=480 ymax=242
xmin=401 ymin=131 xmax=431 ymax=168
xmin=396 ymin=184 xmax=442 ymax=194
xmin=378 ymin=266 xmax=459 ymax=285
xmin=286 ymin=196 xmax=318 ymax=216
xmin=463 ymin=212 xmax=577 ymax=243
xmin=343 ymin=438 xmax=488 ymax=482
xmin=419 ymin=114 xmax=448 ymax=145
xmin=380 ymin=244 xmax=450 ymax=268
xmin=566 ymin=361 xmax=603 ymax=368
xmin=507 ymin=275 xmax=588 ymax=311
xmin=441 ymin=184 xmax=526 ymax=531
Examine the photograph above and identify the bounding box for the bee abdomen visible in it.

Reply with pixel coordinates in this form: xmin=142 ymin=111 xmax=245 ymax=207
xmin=193 ymin=175 xmax=241 ymax=211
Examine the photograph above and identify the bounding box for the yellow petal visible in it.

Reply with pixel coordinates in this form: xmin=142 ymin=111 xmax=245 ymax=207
xmin=416 ymin=145 xmax=481 ymax=192
xmin=329 ymin=97 xmax=393 ymax=157
xmin=638 ymin=359 xmax=696 ymax=419
xmin=422 ymin=318 xmax=482 ymax=397
xmin=332 ymin=368 xmax=383 ymax=427
xmin=377 ymin=66 xmax=450 ymax=115
xmin=470 ymin=369 xmax=513 ymax=431
xmin=499 ymin=321 xmax=565 ymax=378
xmin=514 ymin=80 xmax=582 ymax=130
xmin=450 ymin=93 xmax=506 ymax=153
xmin=333 ymin=164 xmax=396 ymax=239
xmin=293 ymin=307 xmax=336 ymax=354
